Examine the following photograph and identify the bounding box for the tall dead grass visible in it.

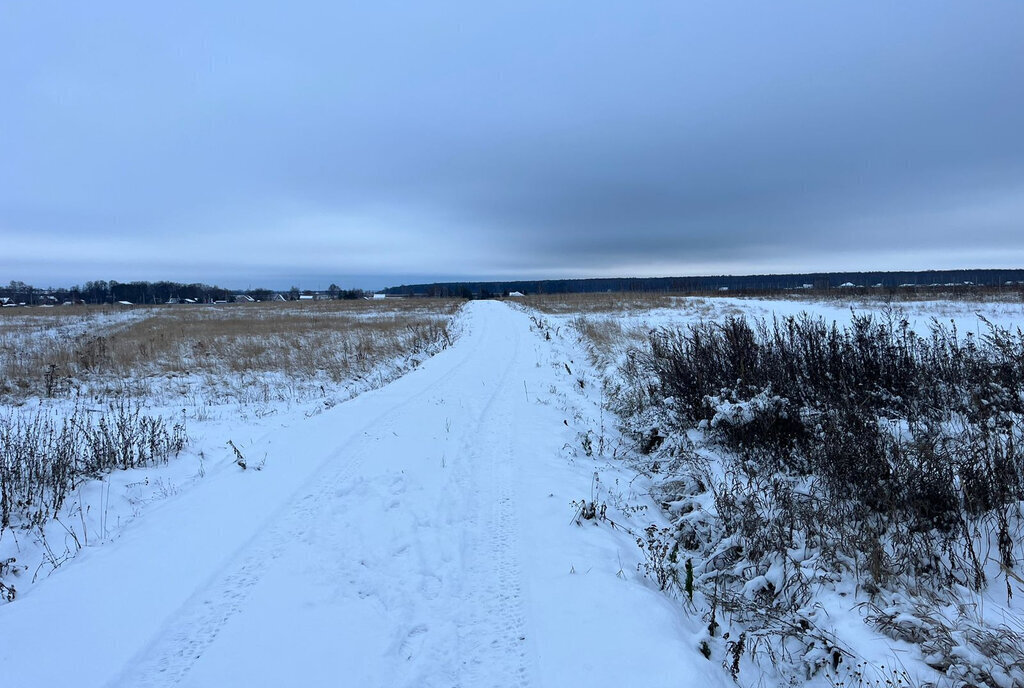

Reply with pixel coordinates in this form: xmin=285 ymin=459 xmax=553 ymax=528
xmin=524 ymin=286 xmax=1024 ymax=316
xmin=522 ymin=292 xmax=686 ymax=314
xmin=0 ymin=300 xmax=459 ymax=401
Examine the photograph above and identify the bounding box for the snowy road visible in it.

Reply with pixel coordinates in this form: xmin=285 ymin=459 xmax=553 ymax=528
xmin=1 ymin=302 xmax=720 ymax=688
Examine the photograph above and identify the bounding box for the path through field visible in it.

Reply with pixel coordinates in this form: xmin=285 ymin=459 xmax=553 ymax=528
xmin=1 ymin=302 xmax=721 ymax=687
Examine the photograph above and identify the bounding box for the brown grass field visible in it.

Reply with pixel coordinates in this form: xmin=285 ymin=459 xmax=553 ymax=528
xmin=0 ymin=299 xmax=460 ymax=401
xmin=521 ymin=285 xmax=1024 ymax=315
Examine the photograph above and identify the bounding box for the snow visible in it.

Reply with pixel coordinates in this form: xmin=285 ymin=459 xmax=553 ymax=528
xmin=0 ymin=301 xmax=729 ymax=688
xmin=8 ymin=295 xmax=1021 ymax=686
xmin=542 ymin=294 xmax=1024 ymax=686
xmin=555 ymin=296 xmax=1024 ymax=377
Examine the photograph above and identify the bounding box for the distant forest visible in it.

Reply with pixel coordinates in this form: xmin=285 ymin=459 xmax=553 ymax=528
xmin=0 ymin=280 xmax=365 ymax=305
xmin=385 ymin=269 xmax=1024 ymax=298
xmin=3 ymin=269 xmax=1024 ymax=306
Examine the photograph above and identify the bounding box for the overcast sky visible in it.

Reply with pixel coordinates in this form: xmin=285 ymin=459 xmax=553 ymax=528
xmin=3 ymin=2 xmax=1022 ymax=290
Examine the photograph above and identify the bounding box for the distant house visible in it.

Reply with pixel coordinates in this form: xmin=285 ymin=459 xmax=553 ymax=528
xmin=299 ymin=294 xmax=315 ymax=301
xmin=372 ymin=293 xmax=387 ymax=300
xmin=233 ymin=294 xmax=255 ymax=303
xmin=117 ymin=300 xmax=134 ymax=306
xmin=183 ymin=298 xmax=198 ymax=304
xmin=269 ymin=294 xmax=287 ymax=301
xmin=507 ymin=291 xmax=525 ymax=297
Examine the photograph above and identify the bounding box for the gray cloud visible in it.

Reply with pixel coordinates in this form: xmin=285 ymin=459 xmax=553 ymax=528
xmin=2 ymin=1 xmax=1022 ymax=288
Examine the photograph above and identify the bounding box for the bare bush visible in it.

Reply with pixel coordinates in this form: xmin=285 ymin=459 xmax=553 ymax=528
xmin=611 ymin=311 xmax=1024 ymax=683
xmin=0 ymin=400 xmax=187 ymax=531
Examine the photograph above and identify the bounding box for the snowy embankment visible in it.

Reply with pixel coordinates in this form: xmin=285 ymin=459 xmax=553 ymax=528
xmin=0 ymin=301 xmax=727 ymax=688
xmin=549 ymin=295 xmax=1024 ymax=688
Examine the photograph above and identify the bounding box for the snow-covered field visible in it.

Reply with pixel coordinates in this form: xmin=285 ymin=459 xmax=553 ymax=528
xmin=0 ymin=300 xmax=457 ymax=404
xmin=2 ymin=296 xmax=1022 ymax=687
xmin=0 ymin=300 xmax=456 ymax=599
xmin=539 ymin=294 xmax=1024 ymax=688
xmin=537 ymin=295 xmax=1024 ymax=368
xmin=0 ymin=300 xmax=730 ymax=687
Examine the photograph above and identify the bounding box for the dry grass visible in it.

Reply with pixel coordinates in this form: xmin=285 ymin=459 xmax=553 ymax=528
xmin=568 ymin=316 xmax=631 ymax=355
xmin=800 ymin=284 xmax=1024 ymax=305
xmin=522 ymin=292 xmax=755 ymax=320
xmin=522 ymin=292 xmax=687 ymax=314
xmin=0 ymin=300 xmax=460 ymax=401
xmin=525 ymin=293 xmax=747 ymax=368
xmin=524 ymin=288 xmax=1024 ymax=316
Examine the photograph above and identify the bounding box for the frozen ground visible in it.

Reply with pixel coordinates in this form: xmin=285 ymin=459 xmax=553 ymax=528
xmin=5 ymin=296 xmax=1021 ymax=687
xmin=593 ymin=295 xmax=1024 ymax=334
xmin=0 ymin=301 xmax=730 ymax=688
xmin=543 ymin=295 xmax=1024 ymax=687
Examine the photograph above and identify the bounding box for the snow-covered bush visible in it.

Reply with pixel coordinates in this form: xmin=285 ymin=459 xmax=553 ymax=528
xmin=613 ymin=312 xmax=1024 ymax=684
xmin=0 ymin=399 xmax=186 ymax=531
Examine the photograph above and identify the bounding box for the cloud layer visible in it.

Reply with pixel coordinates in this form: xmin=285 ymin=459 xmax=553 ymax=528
xmin=3 ymin=2 xmax=1022 ymax=288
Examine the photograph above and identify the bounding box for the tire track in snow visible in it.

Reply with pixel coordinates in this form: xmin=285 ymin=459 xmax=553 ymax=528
xmin=453 ymin=315 xmax=531 ymax=688
xmin=107 ymin=446 xmax=367 ymax=687
xmin=381 ymin=304 xmax=532 ymax=688
xmin=106 ymin=303 xmax=539 ymax=687
xmin=106 ymin=306 xmax=497 ymax=687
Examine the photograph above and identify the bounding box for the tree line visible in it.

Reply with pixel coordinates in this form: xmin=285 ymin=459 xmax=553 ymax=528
xmin=385 ymin=268 xmax=1024 ymax=297
xmin=1 ymin=280 xmax=367 ymax=305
